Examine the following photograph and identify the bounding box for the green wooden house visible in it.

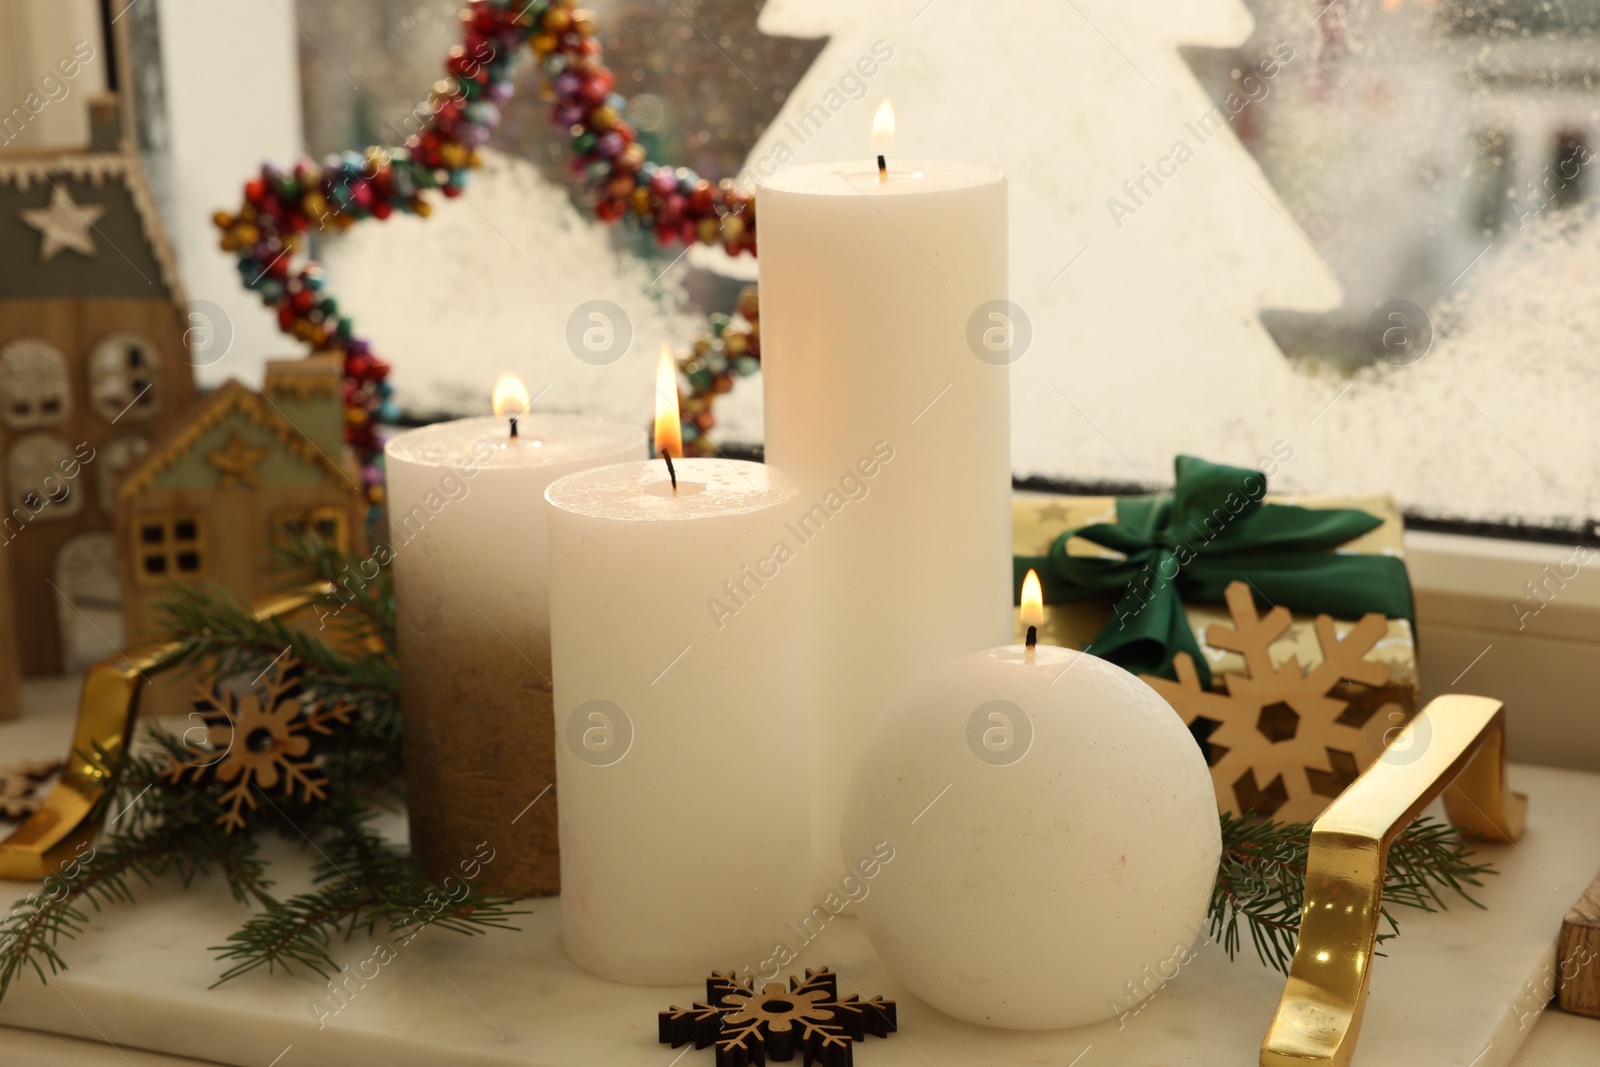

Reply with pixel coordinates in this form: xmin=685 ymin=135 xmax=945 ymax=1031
xmin=116 ymin=355 xmax=364 ymax=645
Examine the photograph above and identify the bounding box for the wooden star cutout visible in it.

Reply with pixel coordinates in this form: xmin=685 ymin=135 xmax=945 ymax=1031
xmin=207 ymin=433 xmax=270 ymax=487
xmin=21 ymin=186 xmax=105 ymax=261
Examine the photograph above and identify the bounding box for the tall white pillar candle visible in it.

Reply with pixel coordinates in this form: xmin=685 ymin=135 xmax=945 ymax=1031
xmin=758 ymin=155 xmax=1013 ymax=891
xmin=545 ymin=458 xmax=810 ymax=984
xmin=386 ymin=410 xmax=644 ymax=894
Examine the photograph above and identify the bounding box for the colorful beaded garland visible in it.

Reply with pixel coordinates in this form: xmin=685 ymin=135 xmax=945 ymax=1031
xmin=214 ymin=0 xmax=760 ymax=504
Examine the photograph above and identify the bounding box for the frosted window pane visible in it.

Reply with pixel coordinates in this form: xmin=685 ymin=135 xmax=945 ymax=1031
xmin=294 ymin=0 xmax=1595 ymax=534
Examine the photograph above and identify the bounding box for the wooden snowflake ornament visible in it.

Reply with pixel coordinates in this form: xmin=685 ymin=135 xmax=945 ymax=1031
xmin=0 ymin=759 xmax=62 ymax=820
xmin=659 ymin=967 xmax=896 ymax=1067
xmin=1142 ymin=581 xmax=1407 ymax=822
xmin=164 ymin=655 xmax=356 ymax=832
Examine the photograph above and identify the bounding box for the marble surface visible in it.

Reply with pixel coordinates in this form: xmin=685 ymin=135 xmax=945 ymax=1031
xmin=2 ymin=680 xmax=1599 ymax=1066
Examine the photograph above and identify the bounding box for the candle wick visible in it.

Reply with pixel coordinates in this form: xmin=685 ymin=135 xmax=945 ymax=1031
xmin=1025 ymin=624 xmax=1037 ymax=650
xmin=877 ymin=154 xmax=887 ymax=182
xmin=664 ymin=451 xmax=678 ymax=493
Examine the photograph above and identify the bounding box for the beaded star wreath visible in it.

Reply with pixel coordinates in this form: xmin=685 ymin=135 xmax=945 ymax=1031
xmin=215 ymin=0 xmax=761 ymax=504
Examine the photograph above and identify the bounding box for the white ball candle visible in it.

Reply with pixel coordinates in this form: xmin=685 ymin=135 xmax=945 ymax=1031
xmin=545 ymin=454 xmax=811 ymax=984
xmin=758 ymin=119 xmax=1014 ymax=892
xmin=386 ymin=393 xmax=644 ymax=895
xmin=840 ymin=580 xmax=1220 ymax=1029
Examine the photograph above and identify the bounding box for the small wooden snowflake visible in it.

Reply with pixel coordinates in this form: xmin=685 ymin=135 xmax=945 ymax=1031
xmin=659 ymin=967 xmax=896 ymax=1067
xmin=0 ymin=759 xmax=62 ymax=820
xmin=164 ymin=654 xmax=356 ymax=832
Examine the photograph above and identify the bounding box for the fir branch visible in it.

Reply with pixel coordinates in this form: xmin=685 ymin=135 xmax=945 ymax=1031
xmin=1209 ymin=812 xmax=1496 ymax=974
xmin=152 ymin=581 xmax=398 ymax=712
xmin=0 ymin=794 xmax=272 ymax=999
xmin=80 ymin=739 xmax=278 ymax=910
xmin=1 ymin=836 xmax=162 ymax=996
xmin=104 ymin=540 xmax=399 ymax=781
xmin=211 ymin=816 xmax=524 ymax=985
xmin=267 ymin=532 xmax=395 ymax=648
xmin=1211 ymin=814 xmax=1307 ymax=971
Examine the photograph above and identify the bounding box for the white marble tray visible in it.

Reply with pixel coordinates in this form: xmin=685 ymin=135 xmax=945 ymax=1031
xmin=2 ymin=682 xmax=1597 ymax=1067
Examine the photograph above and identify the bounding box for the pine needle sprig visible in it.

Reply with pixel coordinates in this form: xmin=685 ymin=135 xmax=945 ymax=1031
xmin=1 ymin=729 xmax=520 ymax=996
xmin=267 ymin=532 xmax=395 ymax=648
xmin=0 ymin=802 xmax=272 ymax=1000
xmin=1379 ymin=815 xmax=1494 ymax=923
xmin=1 ymin=836 xmax=162 ymax=996
xmin=210 ymin=814 xmax=526 ymax=985
xmin=1209 ymin=812 xmax=1496 ymax=974
xmin=1210 ymin=812 xmax=1309 ymax=971
xmin=0 ymin=537 xmax=529 ymax=1000
xmin=152 ymin=582 xmax=398 ymax=723
xmin=149 ymin=535 xmax=402 ymax=794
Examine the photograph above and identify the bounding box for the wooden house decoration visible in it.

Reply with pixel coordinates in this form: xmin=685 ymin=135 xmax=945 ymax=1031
xmin=1 ymin=90 xmax=198 ymax=678
xmin=116 ymin=355 xmax=365 ymax=646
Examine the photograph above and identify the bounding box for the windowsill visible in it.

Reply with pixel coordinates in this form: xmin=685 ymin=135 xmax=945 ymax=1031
xmin=1406 ymin=529 xmax=1600 ymax=774
xmin=1406 ymin=529 xmax=1600 ymax=641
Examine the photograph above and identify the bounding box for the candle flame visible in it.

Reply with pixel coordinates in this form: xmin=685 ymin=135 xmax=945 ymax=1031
xmin=871 ymin=98 xmax=894 ymax=155
xmin=492 ymin=372 xmax=530 ymax=418
xmin=654 ymin=343 xmax=683 ymax=459
xmin=1020 ymin=569 xmax=1044 ymax=630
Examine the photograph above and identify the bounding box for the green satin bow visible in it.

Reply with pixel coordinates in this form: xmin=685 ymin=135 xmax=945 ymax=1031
xmin=1013 ymin=455 xmax=1415 ymax=687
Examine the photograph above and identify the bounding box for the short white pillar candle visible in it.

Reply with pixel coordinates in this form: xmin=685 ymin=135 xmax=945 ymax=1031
xmin=546 ymin=457 xmax=811 ymax=984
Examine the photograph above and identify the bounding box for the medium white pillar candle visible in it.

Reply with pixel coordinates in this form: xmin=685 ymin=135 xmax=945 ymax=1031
xmin=545 ymin=457 xmax=810 ymax=984
xmin=758 ymin=154 xmax=1013 ymax=891
xmin=386 ymin=411 xmax=644 ymax=894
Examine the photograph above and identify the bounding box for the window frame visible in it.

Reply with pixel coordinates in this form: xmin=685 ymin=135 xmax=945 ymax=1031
xmin=88 ymin=332 xmax=164 ymax=424
xmin=0 ymin=338 xmax=73 ymax=431
xmin=5 ymin=432 xmax=85 ymax=521
xmin=131 ymin=513 xmax=207 ymax=586
xmin=269 ymin=504 xmax=349 ymax=551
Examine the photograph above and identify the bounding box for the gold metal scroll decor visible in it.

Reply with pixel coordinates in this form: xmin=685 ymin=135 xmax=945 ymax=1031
xmin=0 ymin=583 xmax=333 ymax=881
xmin=1259 ymin=694 xmax=1529 ymax=1067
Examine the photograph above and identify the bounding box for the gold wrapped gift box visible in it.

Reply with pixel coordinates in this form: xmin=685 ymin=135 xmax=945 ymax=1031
xmin=1012 ymin=491 xmax=1418 ymax=822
